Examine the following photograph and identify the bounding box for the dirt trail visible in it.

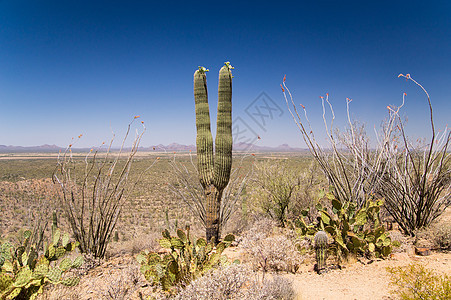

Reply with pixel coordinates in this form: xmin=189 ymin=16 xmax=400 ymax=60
xmin=286 ymin=252 xmax=451 ymax=300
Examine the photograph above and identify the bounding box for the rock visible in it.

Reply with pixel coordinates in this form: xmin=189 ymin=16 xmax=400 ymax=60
xmin=415 ymin=247 xmax=431 ymax=256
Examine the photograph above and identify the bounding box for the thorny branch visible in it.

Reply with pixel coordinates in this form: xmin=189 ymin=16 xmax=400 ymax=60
xmin=53 ymin=118 xmax=157 ymax=257
xmin=282 ymin=74 xmax=450 ymax=235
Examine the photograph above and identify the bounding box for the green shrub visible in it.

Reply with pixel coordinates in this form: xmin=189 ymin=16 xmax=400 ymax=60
xmin=387 ymin=263 xmax=451 ymax=299
xmin=252 ymin=160 xmax=301 ymax=227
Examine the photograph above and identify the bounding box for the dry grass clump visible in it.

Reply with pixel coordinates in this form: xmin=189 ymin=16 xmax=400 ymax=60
xmin=98 ymin=265 xmax=142 ymax=300
xmin=174 ymin=264 xmax=295 ymax=300
xmin=253 ymin=276 xmax=296 ymax=300
xmin=431 ymin=208 xmax=451 ymax=251
xmin=173 ymin=264 xmax=250 ymax=299
xmin=432 ymin=224 xmax=451 ymax=251
xmin=414 ymin=209 xmax=451 ymax=251
xmin=415 ymin=225 xmax=451 ymax=251
xmin=239 ymin=218 xmax=302 ymax=273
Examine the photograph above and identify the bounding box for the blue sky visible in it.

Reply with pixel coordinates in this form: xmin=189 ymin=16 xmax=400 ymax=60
xmin=1 ymin=0 xmax=449 ymax=148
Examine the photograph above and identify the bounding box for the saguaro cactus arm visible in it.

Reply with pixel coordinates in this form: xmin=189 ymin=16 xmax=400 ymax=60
xmin=213 ymin=62 xmax=233 ymax=190
xmin=194 ymin=67 xmax=214 ymax=188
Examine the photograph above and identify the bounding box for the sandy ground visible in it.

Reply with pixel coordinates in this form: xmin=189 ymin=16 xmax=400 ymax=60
xmin=287 ymin=252 xmax=451 ymax=300
xmin=39 ymin=208 xmax=451 ymax=299
xmin=38 ymin=251 xmax=450 ymax=300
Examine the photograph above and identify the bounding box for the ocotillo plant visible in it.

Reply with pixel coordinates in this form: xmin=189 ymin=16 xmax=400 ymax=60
xmin=194 ymin=62 xmax=233 ymax=243
xmin=314 ymin=230 xmax=328 ymax=274
xmin=53 ymin=117 xmax=151 ymax=258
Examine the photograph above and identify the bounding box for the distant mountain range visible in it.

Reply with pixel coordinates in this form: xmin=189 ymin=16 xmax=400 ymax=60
xmin=0 ymin=144 xmax=62 ymax=153
xmin=0 ymin=143 xmax=307 ymax=153
xmin=141 ymin=143 xmax=306 ymax=152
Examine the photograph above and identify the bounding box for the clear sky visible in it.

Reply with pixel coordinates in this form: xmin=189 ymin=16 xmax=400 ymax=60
xmin=1 ymin=0 xmax=450 ymax=148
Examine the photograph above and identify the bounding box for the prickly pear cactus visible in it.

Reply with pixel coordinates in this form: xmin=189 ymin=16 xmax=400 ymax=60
xmin=136 ymin=227 xmax=236 ymax=291
xmin=314 ymin=231 xmax=328 ymax=274
xmin=194 ymin=62 xmax=233 ymax=243
xmin=296 ymin=190 xmax=394 ymax=262
xmin=0 ymin=227 xmax=83 ymax=299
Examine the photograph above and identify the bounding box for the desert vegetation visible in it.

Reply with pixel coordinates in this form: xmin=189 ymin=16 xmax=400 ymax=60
xmin=282 ymin=74 xmax=450 ymax=236
xmin=1 ymin=68 xmax=450 ymax=299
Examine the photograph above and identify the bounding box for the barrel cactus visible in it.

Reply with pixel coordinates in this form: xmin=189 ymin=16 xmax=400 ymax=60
xmin=194 ymin=62 xmax=233 ymax=243
xmin=314 ymin=230 xmax=328 ymax=274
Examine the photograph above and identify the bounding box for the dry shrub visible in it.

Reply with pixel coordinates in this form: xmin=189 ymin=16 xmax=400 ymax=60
xmin=414 ymin=222 xmax=451 ymax=251
xmin=431 ymin=209 xmax=451 ymax=250
xmin=388 ymin=230 xmax=411 ymax=253
xmin=252 ymin=276 xmax=295 ymax=300
xmin=237 ymin=218 xmax=278 ymax=245
xmin=174 ymin=264 xmax=295 ymax=300
xmin=432 ymin=224 xmax=451 ymax=250
xmin=239 ymin=218 xmax=302 ymax=273
xmin=99 ymin=265 xmax=142 ymax=300
xmin=247 ymin=235 xmax=301 ymax=273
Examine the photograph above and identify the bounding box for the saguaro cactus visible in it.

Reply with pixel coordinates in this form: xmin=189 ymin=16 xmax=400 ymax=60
xmin=194 ymin=62 xmax=233 ymax=243
xmin=314 ymin=230 xmax=328 ymax=274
